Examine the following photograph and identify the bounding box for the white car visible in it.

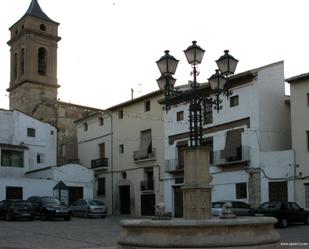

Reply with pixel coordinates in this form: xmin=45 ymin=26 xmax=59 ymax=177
xmin=212 ymin=201 xmax=253 ymax=216
xmin=70 ymin=199 xmax=107 ymax=218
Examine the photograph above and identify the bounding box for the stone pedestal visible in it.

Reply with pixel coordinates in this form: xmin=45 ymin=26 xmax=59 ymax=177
xmin=183 ymin=147 xmax=212 ymax=219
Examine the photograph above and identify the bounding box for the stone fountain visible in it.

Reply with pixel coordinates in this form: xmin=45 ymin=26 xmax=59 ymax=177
xmin=118 ymin=148 xmax=280 ymax=249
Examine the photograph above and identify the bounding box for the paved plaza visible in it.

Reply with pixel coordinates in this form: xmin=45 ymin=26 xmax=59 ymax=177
xmin=0 ymin=216 xmax=308 ymax=249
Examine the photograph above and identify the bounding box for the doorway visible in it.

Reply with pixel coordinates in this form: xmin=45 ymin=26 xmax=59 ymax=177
xmin=119 ymin=185 xmax=131 ymax=214
xmin=68 ymin=187 xmax=83 ymax=205
xmin=269 ymin=181 xmax=287 ymax=202
xmin=6 ymin=186 xmax=23 ymax=200
xmin=174 ymin=186 xmax=183 ymax=218
xmin=141 ymin=194 xmax=155 ymax=216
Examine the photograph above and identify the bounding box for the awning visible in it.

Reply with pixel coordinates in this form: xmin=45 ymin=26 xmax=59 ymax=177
xmin=221 ymin=129 xmax=243 ymax=158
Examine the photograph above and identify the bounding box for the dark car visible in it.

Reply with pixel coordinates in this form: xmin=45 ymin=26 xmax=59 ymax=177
xmin=254 ymin=201 xmax=309 ymax=228
xmin=212 ymin=201 xmax=253 ymax=216
xmin=0 ymin=200 xmax=34 ymax=221
xmin=27 ymin=196 xmax=71 ymax=221
xmin=70 ymin=199 xmax=107 ymax=218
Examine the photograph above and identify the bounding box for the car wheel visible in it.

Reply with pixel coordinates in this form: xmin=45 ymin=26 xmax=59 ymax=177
xmin=305 ymin=216 xmax=309 ymax=225
xmin=101 ymin=215 xmax=106 ymax=218
xmin=42 ymin=211 xmax=49 ymax=221
xmin=64 ymin=215 xmax=71 ymax=221
xmin=280 ymin=218 xmax=288 ymax=228
xmin=29 ymin=215 xmax=34 ymax=221
xmin=5 ymin=212 xmax=13 ymax=221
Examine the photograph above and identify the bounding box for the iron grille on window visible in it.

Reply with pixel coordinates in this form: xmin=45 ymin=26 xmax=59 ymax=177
xmin=27 ymin=128 xmax=35 ymax=137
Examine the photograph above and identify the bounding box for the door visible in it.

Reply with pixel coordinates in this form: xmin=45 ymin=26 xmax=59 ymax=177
xmin=141 ymin=194 xmax=155 ymax=216
xmin=119 ymin=185 xmax=130 ymax=214
xmin=269 ymin=181 xmax=288 ymax=202
xmin=68 ymin=187 xmax=83 ymax=205
xmin=6 ymin=187 xmax=23 ymax=200
xmin=174 ymin=186 xmax=183 ymax=218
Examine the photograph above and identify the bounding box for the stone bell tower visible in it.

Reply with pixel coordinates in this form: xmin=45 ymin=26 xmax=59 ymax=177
xmin=7 ymin=0 xmax=61 ymax=124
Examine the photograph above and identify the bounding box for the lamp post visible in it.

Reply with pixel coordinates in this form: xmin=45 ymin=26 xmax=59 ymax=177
xmin=156 ymin=41 xmax=238 ymax=147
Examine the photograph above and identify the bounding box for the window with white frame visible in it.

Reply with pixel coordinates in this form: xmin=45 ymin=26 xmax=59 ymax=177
xmin=1 ymin=149 xmax=24 ymax=168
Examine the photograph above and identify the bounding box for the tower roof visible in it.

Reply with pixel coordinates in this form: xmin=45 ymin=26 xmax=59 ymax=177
xmin=24 ymin=0 xmax=58 ymax=24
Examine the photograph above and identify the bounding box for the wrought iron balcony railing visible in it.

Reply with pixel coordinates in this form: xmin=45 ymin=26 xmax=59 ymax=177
xmin=213 ymin=146 xmax=250 ymax=166
xmin=91 ymin=158 xmax=108 ymax=169
xmin=140 ymin=180 xmax=154 ymax=191
xmin=164 ymin=159 xmax=184 ymax=172
xmin=133 ymin=148 xmax=156 ymax=161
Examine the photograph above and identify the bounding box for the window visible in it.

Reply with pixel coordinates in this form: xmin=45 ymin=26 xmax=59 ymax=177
xmin=230 ymin=95 xmax=239 ymax=107
xmin=40 ymin=24 xmax=46 ymax=31
xmin=27 ymin=128 xmax=35 ymax=137
xmin=37 ymin=153 xmax=44 ymax=164
xmin=307 ymin=93 xmax=309 ymax=106
xmin=203 ymin=102 xmax=213 ymax=125
xmin=307 ymin=131 xmax=309 ymax=151
xmin=20 ymin=48 xmax=24 ymax=75
xmin=60 ymin=144 xmax=66 ymax=158
xmin=305 ymin=184 xmax=309 ymax=208
xmin=38 ymin=47 xmax=47 ymax=75
xmin=99 ymin=117 xmax=104 ymax=126
xmin=13 ymin=53 xmax=17 ymax=80
xmin=1 ymin=150 xmax=24 ymax=168
xmin=83 ymin=123 xmax=88 ymax=131
xmin=176 ymin=111 xmax=184 ymax=121
xmin=118 ymin=110 xmax=123 ymax=119
xmin=119 ymin=144 xmax=124 ymax=154
xmin=176 ymin=140 xmax=188 ymax=169
xmin=145 ymin=100 xmax=151 ymax=112
xmin=99 ymin=143 xmax=105 ymax=158
xmin=134 ymin=129 xmax=152 ymax=160
xmin=50 ymin=130 xmax=54 ymax=135
xmin=97 ymin=178 xmax=106 ymax=196
xmin=236 ymin=182 xmax=247 ymax=199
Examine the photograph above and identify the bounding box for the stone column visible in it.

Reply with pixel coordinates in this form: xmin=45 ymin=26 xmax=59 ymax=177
xmin=182 ymin=147 xmax=212 ymax=219
xmin=248 ymin=169 xmax=261 ymax=208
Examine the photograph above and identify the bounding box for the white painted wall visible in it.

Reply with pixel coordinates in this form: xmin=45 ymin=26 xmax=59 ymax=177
xmin=163 ymin=62 xmax=293 ymax=215
xmin=0 ymin=110 xmax=57 ymax=173
xmin=289 ymin=78 xmax=309 ymax=207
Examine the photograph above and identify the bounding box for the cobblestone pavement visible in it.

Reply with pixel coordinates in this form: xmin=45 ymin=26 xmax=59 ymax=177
xmin=0 ymin=216 xmax=308 ymax=249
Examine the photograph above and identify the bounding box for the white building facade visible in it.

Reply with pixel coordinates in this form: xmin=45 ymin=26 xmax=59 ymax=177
xmin=76 ymin=91 xmax=165 ymax=216
xmin=0 ymin=109 xmax=94 ymax=202
xmin=164 ymin=61 xmax=294 ymax=217
xmin=286 ymin=73 xmax=309 ymax=208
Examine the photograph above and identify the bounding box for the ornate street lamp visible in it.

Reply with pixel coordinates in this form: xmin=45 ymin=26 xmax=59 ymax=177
xmin=156 ymin=41 xmax=238 ymax=147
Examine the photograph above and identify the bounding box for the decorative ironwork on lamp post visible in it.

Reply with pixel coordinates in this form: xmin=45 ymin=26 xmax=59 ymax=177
xmin=156 ymin=41 xmax=238 ymax=147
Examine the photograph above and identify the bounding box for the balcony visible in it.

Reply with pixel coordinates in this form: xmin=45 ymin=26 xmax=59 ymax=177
xmin=91 ymin=158 xmax=108 ymax=169
xmin=213 ymin=146 xmax=250 ymax=167
xmin=140 ymin=180 xmax=154 ymax=191
xmin=133 ymin=148 xmax=156 ymax=162
xmin=165 ymin=159 xmax=184 ymax=173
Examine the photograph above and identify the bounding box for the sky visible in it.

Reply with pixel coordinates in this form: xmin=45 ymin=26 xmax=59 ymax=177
xmin=0 ymin=0 xmax=309 ymax=110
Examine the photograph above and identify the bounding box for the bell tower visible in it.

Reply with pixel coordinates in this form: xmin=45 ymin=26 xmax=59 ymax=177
xmin=7 ymin=0 xmax=61 ymax=123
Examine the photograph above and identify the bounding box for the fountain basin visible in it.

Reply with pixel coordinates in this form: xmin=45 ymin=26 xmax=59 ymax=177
xmin=118 ymin=217 xmax=279 ymax=249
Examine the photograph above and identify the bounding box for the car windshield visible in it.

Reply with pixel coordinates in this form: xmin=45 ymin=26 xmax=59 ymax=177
xmin=89 ymin=200 xmax=104 ymax=206
xmin=212 ymin=202 xmax=224 ymax=208
xmin=15 ymin=201 xmax=32 ymax=207
xmin=41 ymin=197 xmax=61 ymax=205
xmin=259 ymin=202 xmax=281 ymax=210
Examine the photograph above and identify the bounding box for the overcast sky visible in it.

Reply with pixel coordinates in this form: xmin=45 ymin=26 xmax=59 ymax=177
xmin=0 ymin=0 xmax=308 ymax=110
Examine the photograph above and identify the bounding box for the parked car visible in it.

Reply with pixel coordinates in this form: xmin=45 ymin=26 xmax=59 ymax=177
xmin=0 ymin=199 xmax=34 ymax=221
xmin=212 ymin=201 xmax=253 ymax=216
xmin=70 ymin=199 xmax=107 ymax=218
xmin=27 ymin=196 xmax=71 ymax=221
xmin=254 ymin=201 xmax=309 ymax=228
